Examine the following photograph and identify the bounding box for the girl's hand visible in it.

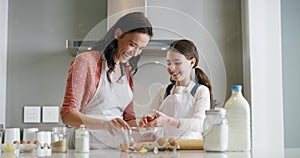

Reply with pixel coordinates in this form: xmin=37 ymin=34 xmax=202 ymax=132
xmin=104 ymin=117 xmax=130 ymax=136
xmin=151 ymin=110 xmax=180 ymax=128
xmin=147 ymin=110 xmax=172 ymax=127
xmin=138 ymin=114 xmax=157 ymax=127
xmin=139 ymin=110 xmax=172 ymax=127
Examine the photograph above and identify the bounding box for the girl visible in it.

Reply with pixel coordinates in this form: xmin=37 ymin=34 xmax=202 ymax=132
xmin=139 ymin=39 xmax=212 ymax=139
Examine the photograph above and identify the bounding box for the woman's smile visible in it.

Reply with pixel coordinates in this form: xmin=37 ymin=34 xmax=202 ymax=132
xmin=120 ymin=51 xmax=134 ymax=62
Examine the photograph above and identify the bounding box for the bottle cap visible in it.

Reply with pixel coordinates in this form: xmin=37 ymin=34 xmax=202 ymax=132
xmin=231 ymin=85 xmax=242 ymax=91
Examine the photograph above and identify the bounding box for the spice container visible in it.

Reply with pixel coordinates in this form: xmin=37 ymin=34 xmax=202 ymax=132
xmin=75 ymin=124 xmax=89 ymax=153
xmin=203 ymin=108 xmax=228 ymax=152
xmin=51 ymin=127 xmax=68 ymax=153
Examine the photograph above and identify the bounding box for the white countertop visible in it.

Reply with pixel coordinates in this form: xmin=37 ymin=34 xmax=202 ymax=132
xmin=1 ymin=148 xmax=300 ymax=158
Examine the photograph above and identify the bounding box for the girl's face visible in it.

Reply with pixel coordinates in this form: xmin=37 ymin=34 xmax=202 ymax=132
xmin=115 ymin=31 xmax=150 ymax=63
xmin=166 ymin=51 xmax=195 ymax=86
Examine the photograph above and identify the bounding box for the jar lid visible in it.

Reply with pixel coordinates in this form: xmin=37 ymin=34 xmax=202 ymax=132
xmin=52 ymin=127 xmax=67 ymax=133
xmin=79 ymin=124 xmax=86 ymax=129
xmin=205 ymin=108 xmax=226 ymax=115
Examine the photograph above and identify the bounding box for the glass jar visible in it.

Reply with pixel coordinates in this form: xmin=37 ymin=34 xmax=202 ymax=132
xmin=203 ymin=108 xmax=228 ymax=152
xmin=51 ymin=127 xmax=68 ymax=153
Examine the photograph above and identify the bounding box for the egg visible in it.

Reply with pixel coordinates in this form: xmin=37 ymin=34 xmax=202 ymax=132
xmin=168 ymin=138 xmax=176 ymax=146
xmin=119 ymin=144 xmax=129 ymax=151
xmin=146 ymin=115 xmax=155 ymax=122
xmin=157 ymin=138 xmax=166 ymax=146
xmin=34 ymin=140 xmax=40 ymax=145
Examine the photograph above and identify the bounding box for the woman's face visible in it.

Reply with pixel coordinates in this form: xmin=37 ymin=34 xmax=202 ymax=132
xmin=166 ymin=51 xmax=195 ymax=85
xmin=115 ymin=32 xmax=150 ymax=63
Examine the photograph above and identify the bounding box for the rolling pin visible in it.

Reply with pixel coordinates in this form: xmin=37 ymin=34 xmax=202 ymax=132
xmin=176 ymin=139 xmax=203 ymax=150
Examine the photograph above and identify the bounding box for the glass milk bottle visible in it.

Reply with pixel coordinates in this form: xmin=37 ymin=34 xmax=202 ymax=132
xmin=224 ymin=85 xmax=251 ymax=151
xmin=75 ymin=124 xmax=89 ymax=153
xmin=203 ymin=108 xmax=228 ymax=152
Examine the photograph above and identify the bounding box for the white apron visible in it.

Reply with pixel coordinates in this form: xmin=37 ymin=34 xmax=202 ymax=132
xmin=80 ymin=57 xmax=133 ymax=149
xmin=159 ymin=81 xmax=202 ymax=139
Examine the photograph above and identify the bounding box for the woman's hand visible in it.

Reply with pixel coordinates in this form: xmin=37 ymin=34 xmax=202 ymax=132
xmin=104 ymin=118 xmax=130 ymax=136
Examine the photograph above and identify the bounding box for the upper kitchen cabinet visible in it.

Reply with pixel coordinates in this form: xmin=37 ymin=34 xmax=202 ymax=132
xmin=107 ymin=0 xmax=146 ymax=29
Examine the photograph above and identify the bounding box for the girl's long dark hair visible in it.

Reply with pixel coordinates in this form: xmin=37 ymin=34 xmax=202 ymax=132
xmin=168 ymin=39 xmax=214 ymax=108
xmin=91 ymin=12 xmax=153 ymax=82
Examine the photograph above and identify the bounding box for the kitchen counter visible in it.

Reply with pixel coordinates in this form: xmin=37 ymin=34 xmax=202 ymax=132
xmin=1 ymin=148 xmax=300 ymax=158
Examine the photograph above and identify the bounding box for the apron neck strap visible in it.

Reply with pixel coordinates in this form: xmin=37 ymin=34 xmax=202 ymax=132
xmin=164 ymin=83 xmax=175 ymax=99
xmin=101 ymin=52 xmax=127 ymax=80
xmin=163 ymin=83 xmax=202 ymax=99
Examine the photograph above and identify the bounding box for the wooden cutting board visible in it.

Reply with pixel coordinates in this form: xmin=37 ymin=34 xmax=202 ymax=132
xmin=176 ymin=139 xmax=203 ymax=150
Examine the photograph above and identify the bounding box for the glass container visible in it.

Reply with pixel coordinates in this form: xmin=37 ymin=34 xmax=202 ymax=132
xmin=51 ymin=127 xmax=68 ymax=153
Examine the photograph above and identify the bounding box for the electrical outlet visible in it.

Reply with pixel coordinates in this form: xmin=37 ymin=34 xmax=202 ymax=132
xmin=42 ymin=106 xmax=59 ymax=123
xmin=24 ymin=106 xmax=41 ymax=123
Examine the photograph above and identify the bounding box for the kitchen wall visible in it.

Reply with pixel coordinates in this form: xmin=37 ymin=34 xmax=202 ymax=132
xmin=6 ymin=0 xmax=107 ymax=130
xmin=6 ymin=0 xmax=242 ymax=130
xmin=147 ymin=0 xmax=243 ymax=107
xmin=282 ymin=0 xmax=300 ymax=148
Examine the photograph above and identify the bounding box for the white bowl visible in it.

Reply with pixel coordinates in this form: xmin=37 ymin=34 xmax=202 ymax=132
xmin=19 ymin=144 xmax=36 ymax=153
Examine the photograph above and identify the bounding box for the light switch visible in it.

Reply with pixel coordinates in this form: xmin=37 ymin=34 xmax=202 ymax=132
xmin=42 ymin=106 xmax=59 ymax=123
xmin=24 ymin=106 xmax=41 ymax=123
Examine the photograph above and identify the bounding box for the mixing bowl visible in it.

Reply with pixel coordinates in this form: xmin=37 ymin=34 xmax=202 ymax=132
xmin=129 ymin=126 xmax=164 ymax=143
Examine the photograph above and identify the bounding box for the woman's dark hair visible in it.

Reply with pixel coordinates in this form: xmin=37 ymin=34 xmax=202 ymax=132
xmin=168 ymin=39 xmax=214 ymax=108
xmin=92 ymin=12 xmax=153 ymax=82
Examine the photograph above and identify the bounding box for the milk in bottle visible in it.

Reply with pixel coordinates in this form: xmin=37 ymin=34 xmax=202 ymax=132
xmin=224 ymin=85 xmax=251 ymax=151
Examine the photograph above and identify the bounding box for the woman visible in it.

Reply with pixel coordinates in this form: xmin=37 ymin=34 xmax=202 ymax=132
xmin=60 ymin=12 xmax=153 ymax=148
xmin=139 ymin=39 xmax=212 ymax=139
